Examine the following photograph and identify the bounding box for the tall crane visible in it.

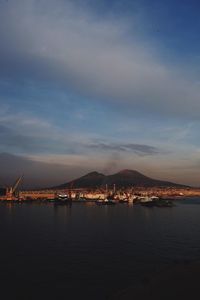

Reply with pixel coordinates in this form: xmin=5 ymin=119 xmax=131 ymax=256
xmin=6 ymin=175 xmax=23 ymax=200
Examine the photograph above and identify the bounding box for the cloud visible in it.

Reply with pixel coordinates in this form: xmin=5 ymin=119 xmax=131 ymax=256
xmin=88 ymin=142 xmax=159 ymax=156
xmin=0 ymin=0 xmax=200 ymax=118
xmin=0 ymin=124 xmax=36 ymax=152
xmin=0 ymin=112 xmax=74 ymax=154
xmin=0 ymin=112 xmax=56 ymax=153
xmin=0 ymin=109 xmax=162 ymax=156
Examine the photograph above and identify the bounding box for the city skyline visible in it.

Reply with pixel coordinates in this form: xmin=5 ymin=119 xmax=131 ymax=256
xmin=1 ymin=0 xmax=200 ymax=187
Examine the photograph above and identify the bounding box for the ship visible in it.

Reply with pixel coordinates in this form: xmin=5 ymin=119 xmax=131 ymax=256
xmin=53 ymin=193 xmax=72 ymax=205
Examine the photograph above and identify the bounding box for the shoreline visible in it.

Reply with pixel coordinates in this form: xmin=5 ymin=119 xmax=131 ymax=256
xmin=2 ymin=187 xmax=200 ymax=202
xmin=0 ymin=194 xmax=200 ymax=202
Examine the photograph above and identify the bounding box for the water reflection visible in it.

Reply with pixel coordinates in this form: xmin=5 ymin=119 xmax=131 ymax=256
xmin=52 ymin=202 xmax=72 ymax=231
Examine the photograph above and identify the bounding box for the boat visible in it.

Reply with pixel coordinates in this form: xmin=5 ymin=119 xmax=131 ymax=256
xmin=95 ymin=199 xmax=105 ymax=205
xmin=139 ymin=196 xmax=174 ymax=207
xmin=118 ymin=198 xmax=129 ymax=203
xmin=155 ymin=199 xmax=174 ymax=207
xmin=95 ymin=192 xmax=116 ymax=205
xmin=76 ymin=197 xmax=87 ymax=202
xmin=140 ymin=200 xmax=155 ymax=207
xmin=95 ymin=198 xmax=116 ymax=205
xmin=139 ymin=196 xmax=155 ymax=206
xmin=54 ymin=194 xmax=72 ymax=205
xmin=104 ymin=198 xmax=116 ymax=205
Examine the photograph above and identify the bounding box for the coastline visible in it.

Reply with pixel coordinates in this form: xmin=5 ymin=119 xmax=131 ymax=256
xmin=3 ymin=186 xmax=200 ymax=202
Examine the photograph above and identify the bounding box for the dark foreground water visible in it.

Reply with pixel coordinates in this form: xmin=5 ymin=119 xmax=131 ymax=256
xmin=1 ymin=198 xmax=200 ymax=299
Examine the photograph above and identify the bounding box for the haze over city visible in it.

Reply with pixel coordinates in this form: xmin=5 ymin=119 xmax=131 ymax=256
xmin=1 ymin=0 xmax=200 ymax=188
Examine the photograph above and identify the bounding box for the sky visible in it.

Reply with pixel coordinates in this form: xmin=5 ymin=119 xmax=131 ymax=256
xmin=1 ymin=0 xmax=200 ymax=188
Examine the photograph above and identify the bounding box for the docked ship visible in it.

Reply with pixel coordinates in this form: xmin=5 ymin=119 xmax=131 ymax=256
xmin=139 ymin=195 xmax=156 ymax=207
xmin=95 ymin=198 xmax=116 ymax=205
xmin=95 ymin=193 xmax=116 ymax=205
xmin=139 ymin=195 xmax=174 ymax=207
xmin=54 ymin=193 xmax=72 ymax=204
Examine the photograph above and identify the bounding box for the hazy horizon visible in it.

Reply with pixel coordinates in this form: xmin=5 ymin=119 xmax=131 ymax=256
xmin=0 ymin=152 xmax=197 ymax=189
xmin=1 ymin=0 xmax=200 ymax=188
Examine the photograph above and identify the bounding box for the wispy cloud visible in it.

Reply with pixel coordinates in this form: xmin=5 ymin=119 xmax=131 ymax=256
xmin=0 ymin=112 xmax=76 ymax=154
xmin=0 ymin=110 xmax=161 ymax=157
xmin=89 ymin=142 xmax=159 ymax=156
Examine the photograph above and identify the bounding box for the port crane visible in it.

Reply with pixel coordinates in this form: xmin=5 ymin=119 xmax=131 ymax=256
xmin=6 ymin=175 xmax=23 ymax=200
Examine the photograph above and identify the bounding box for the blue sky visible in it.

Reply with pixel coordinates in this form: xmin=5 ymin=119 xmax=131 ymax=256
xmin=1 ymin=0 xmax=200 ymax=187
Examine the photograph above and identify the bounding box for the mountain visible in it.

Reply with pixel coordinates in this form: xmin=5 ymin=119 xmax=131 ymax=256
xmin=105 ymin=169 xmax=181 ymax=187
xmin=53 ymin=169 xmax=186 ymax=189
xmin=53 ymin=171 xmax=106 ymax=189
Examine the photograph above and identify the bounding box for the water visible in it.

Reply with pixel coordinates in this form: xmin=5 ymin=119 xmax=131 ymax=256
xmin=0 ymin=198 xmax=200 ymax=299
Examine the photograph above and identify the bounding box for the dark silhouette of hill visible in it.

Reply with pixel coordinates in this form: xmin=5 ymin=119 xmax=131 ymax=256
xmin=53 ymin=169 xmax=186 ymax=189
xmin=53 ymin=171 xmax=105 ymax=189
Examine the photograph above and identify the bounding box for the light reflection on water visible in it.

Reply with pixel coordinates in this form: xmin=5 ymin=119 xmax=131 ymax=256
xmin=0 ymin=198 xmax=200 ymax=299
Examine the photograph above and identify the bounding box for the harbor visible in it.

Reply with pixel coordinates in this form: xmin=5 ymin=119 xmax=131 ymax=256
xmin=2 ymin=169 xmax=200 ymax=205
xmin=1 ymin=176 xmax=200 ymax=205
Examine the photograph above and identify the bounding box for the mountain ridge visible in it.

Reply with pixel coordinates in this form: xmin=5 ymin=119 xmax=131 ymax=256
xmin=52 ymin=169 xmax=187 ymax=189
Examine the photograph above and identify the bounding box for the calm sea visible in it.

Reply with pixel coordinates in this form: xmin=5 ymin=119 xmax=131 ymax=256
xmin=0 ymin=198 xmax=200 ymax=299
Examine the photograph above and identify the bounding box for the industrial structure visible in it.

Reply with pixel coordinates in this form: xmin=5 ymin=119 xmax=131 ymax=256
xmin=0 ymin=175 xmax=23 ymax=201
